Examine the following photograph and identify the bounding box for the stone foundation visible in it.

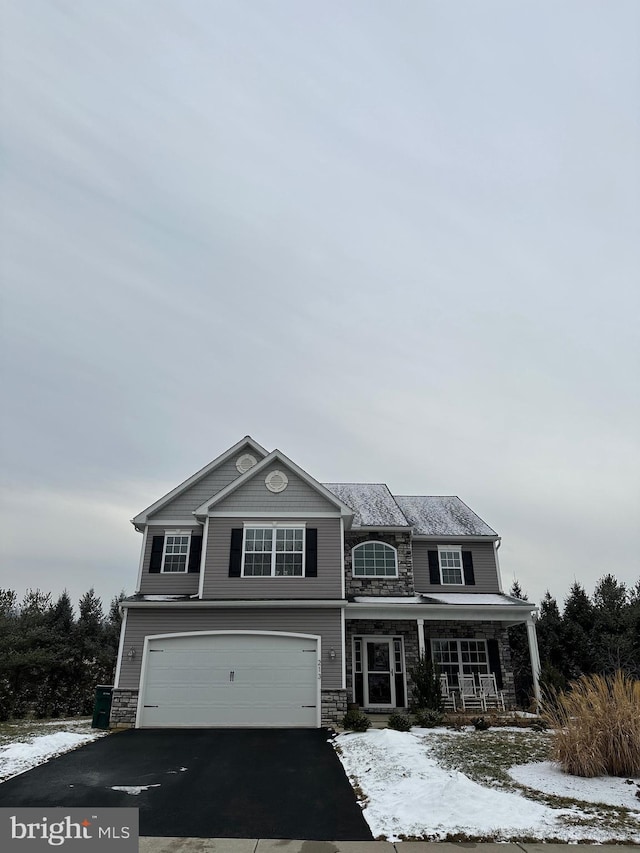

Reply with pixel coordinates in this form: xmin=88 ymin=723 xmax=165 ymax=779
xmin=321 ymin=689 xmax=348 ymax=726
xmin=109 ymin=688 xmax=139 ymax=728
xmin=110 ymin=687 xmax=346 ymax=728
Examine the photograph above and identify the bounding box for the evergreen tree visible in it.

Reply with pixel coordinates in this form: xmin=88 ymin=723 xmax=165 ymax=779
xmin=507 ymin=580 xmax=533 ymax=708
xmin=536 ymin=591 xmax=567 ymax=691
xmin=592 ymin=574 xmax=631 ymax=675
xmin=39 ymin=592 xmax=78 ymax=717
xmin=72 ymin=589 xmax=106 ymax=714
xmin=561 ymin=581 xmax=595 ymax=678
xmin=0 ymin=590 xmax=18 ymax=720
xmin=10 ymin=590 xmax=54 ymax=717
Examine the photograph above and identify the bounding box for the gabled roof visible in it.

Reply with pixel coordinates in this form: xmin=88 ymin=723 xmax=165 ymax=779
xmin=131 ymin=436 xmax=268 ymax=526
xmin=322 ymin=486 xmax=496 ymax=536
xmin=323 ymin=483 xmax=410 ymax=528
xmin=194 ymin=449 xmax=355 ymax=518
xmin=394 ymin=495 xmax=497 ymax=537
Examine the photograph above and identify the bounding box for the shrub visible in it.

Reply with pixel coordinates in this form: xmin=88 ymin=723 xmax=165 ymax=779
xmin=413 ymin=707 xmax=443 ymax=728
xmin=409 ymin=654 xmax=443 ymax=712
xmin=542 ymin=670 xmax=640 ymax=777
xmin=342 ymin=709 xmax=371 ymax=732
xmin=470 ymin=716 xmax=491 ymax=731
xmin=388 ymin=712 xmax=412 ymax=731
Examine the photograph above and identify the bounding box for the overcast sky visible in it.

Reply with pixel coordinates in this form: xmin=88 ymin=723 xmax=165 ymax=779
xmin=1 ymin=1 xmax=638 ymax=614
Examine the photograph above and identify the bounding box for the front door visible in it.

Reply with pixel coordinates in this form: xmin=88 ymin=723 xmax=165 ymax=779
xmin=364 ymin=639 xmax=395 ymax=707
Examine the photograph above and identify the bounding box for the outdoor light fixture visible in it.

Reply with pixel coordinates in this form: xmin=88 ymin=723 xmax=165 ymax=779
xmin=126 ymin=647 xmax=136 ymax=661
xmin=329 ymin=647 xmax=337 ymax=661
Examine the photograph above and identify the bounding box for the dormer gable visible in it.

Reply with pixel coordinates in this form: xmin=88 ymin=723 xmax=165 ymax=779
xmin=194 ymin=449 xmax=355 ymax=519
xmin=132 ymin=436 xmax=268 ymax=528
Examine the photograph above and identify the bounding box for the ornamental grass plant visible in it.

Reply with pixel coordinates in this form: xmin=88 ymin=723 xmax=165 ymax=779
xmin=543 ymin=670 xmax=640 ymax=777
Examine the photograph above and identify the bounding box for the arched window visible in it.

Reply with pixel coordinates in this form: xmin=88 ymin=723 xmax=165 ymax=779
xmin=352 ymin=541 xmax=398 ymax=577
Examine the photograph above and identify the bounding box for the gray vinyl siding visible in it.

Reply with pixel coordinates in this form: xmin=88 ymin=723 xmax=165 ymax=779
xmin=413 ymin=540 xmax=501 ymax=593
xmin=214 ymin=466 xmax=339 ymax=514
xmin=148 ymin=448 xmax=264 ymax=522
xmin=138 ymin=525 xmax=202 ymax=595
xmin=118 ymin=606 xmax=343 ymax=690
xmin=202 ymin=517 xmax=342 ymax=599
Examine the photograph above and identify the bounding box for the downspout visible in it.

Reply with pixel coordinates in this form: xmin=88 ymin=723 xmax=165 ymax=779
xmin=494 ymin=537 xmax=503 ymax=593
xmin=526 ymin=615 xmax=542 ymax=711
xmin=416 ymin=618 xmax=425 ymax=657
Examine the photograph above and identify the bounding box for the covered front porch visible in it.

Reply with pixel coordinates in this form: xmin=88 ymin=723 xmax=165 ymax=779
xmin=344 ymin=595 xmax=541 ymax=713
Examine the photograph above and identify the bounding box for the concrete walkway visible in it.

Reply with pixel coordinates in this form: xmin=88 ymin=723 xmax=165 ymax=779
xmin=139 ymin=841 xmax=638 ymax=852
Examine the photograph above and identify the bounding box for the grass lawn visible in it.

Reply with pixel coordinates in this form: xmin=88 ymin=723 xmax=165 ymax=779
xmin=431 ymin=727 xmax=640 ymax=838
xmin=335 ymin=725 xmax=640 ymax=843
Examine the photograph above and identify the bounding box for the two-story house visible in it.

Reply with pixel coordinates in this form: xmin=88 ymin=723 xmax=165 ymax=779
xmin=110 ymin=436 xmax=541 ymax=728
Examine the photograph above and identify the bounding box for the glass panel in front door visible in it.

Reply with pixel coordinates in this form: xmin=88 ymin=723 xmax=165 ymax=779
xmin=366 ymin=640 xmax=394 ymax=705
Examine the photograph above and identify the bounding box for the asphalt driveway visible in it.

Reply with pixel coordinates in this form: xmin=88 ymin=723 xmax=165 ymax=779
xmin=0 ymin=729 xmax=372 ymax=841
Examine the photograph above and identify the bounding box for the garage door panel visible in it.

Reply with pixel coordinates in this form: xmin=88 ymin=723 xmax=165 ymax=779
xmin=139 ymin=633 xmax=320 ymax=728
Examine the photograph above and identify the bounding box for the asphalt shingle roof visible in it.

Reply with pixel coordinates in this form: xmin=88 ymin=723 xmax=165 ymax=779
xmin=323 ymin=485 xmax=497 ymax=536
xmin=323 ymin=483 xmax=409 ymax=528
xmin=394 ymin=495 xmax=497 ymax=536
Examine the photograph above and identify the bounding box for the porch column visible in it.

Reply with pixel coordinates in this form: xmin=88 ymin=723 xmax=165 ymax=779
xmin=416 ymin=618 xmax=425 ymax=657
xmin=526 ymin=616 xmax=542 ymax=710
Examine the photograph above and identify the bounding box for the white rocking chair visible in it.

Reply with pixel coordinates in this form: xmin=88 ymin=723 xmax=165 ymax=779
xmin=439 ymin=673 xmax=457 ymax=711
xmin=460 ymin=675 xmax=487 ymax=712
xmin=479 ymin=673 xmax=506 ymax=711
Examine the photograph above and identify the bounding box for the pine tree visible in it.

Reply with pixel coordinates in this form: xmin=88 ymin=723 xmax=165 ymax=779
xmin=561 ymin=581 xmax=595 ymax=678
xmin=507 ymin=580 xmax=533 ymax=708
xmin=536 ymin=591 xmax=567 ymax=691
xmin=72 ymin=589 xmax=105 ymax=714
xmin=39 ymin=592 xmax=77 ymax=717
xmin=593 ymin=574 xmax=631 ymax=675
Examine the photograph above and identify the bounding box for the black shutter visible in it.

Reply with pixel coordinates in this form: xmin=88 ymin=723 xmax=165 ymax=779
xmin=462 ymin=551 xmax=475 ymax=585
xmin=149 ymin=536 xmax=164 ymax=573
xmin=423 ymin=636 xmax=432 ymax=662
xmin=188 ymin=536 xmax=202 ymax=573
xmin=305 ymin=528 xmax=318 ymax=577
xmin=428 ymin=550 xmax=441 ymax=585
xmin=487 ymin=639 xmax=503 ymax=689
xmin=229 ymin=528 xmax=243 ymax=577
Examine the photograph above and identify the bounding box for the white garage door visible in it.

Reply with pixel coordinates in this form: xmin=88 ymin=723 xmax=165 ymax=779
xmin=138 ymin=632 xmax=320 ymax=728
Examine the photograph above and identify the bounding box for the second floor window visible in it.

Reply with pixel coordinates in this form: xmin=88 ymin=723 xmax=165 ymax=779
xmin=162 ymin=533 xmax=191 ymax=573
xmin=438 ymin=546 xmax=464 ymax=584
xmin=352 ymin=541 xmax=398 ymax=577
xmin=243 ymin=527 xmax=305 ymax=577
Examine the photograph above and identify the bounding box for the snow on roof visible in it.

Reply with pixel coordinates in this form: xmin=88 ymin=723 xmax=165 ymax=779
xmin=353 ymin=596 xmax=424 ymax=604
xmin=422 ymin=593 xmax=530 ymax=606
xmin=394 ymin=495 xmax=497 ymax=536
xmin=323 ymin=483 xmax=409 ymax=527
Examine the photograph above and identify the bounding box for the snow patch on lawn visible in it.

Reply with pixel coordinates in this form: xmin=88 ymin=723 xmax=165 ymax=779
xmin=110 ymin=784 xmax=161 ymax=795
xmin=510 ymin=761 xmax=640 ymax=810
xmin=0 ymin=731 xmax=105 ymax=782
xmin=335 ymin=729 xmax=639 ymax=842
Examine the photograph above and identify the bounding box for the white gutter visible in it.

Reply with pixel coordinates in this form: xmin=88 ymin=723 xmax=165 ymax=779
xmin=122 ymin=599 xmax=347 ymax=610
xmin=345 ymin=601 xmax=536 ymax=623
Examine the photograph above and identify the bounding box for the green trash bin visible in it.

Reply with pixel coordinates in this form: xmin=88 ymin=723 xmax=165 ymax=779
xmin=92 ymin=685 xmax=113 ymax=729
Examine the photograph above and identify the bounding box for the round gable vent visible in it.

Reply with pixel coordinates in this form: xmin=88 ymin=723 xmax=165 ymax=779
xmin=265 ymin=470 xmax=288 ymax=493
xmin=236 ymin=453 xmax=257 ymax=473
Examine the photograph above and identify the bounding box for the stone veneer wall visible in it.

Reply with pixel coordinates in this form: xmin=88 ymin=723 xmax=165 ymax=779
xmin=344 ymin=531 xmax=415 ymax=597
xmin=321 ymin=689 xmax=348 ymax=726
xmin=345 ymin=619 xmax=421 ymax=709
xmin=110 ymin=688 xmax=138 ymax=728
xmin=424 ymin=620 xmax=516 ymax=709
xmin=110 ymin=687 xmax=346 ymax=728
